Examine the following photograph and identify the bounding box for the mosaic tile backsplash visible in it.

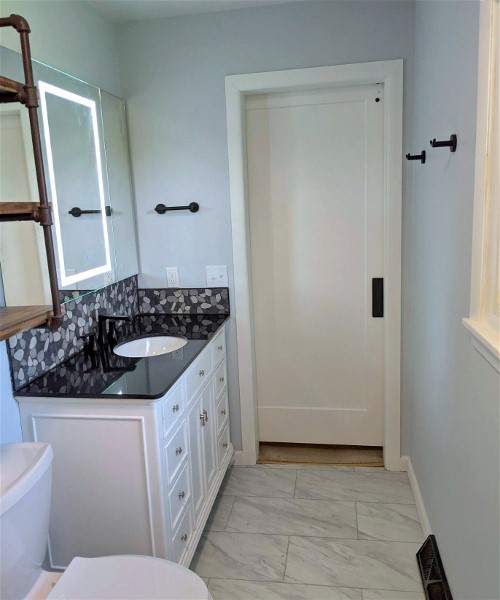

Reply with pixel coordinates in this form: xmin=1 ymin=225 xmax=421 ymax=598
xmin=138 ymin=288 xmax=229 ymax=315
xmin=7 ymin=281 xmax=229 ymax=392
xmin=8 ymin=276 xmax=139 ymax=391
xmin=17 ymin=315 xmax=228 ymax=398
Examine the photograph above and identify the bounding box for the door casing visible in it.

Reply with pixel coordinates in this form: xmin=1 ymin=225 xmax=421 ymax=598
xmin=225 ymin=60 xmax=403 ymax=470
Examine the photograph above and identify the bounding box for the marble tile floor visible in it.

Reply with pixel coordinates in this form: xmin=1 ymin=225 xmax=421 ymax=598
xmin=191 ymin=465 xmax=426 ymax=600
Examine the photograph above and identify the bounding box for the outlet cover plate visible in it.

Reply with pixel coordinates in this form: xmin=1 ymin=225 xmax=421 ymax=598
xmin=166 ymin=267 xmax=179 ymax=287
xmin=206 ymin=265 xmax=228 ymax=287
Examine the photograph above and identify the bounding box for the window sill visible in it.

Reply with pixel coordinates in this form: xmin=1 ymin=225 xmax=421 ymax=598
xmin=462 ymin=318 xmax=500 ymax=373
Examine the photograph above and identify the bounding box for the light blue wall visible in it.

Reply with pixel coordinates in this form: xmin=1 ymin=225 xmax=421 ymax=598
xmin=0 ymin=0 xmax=122 ymax=443
xmin=410 ymin=2 xmax=499 ymax=598
xmin=0 ymin=0 xmax=121 ymax=96
xmin=117 ymin=0 xmax=416 ymax=451
xmin=0 ymin=278 xmax=22 ymax=443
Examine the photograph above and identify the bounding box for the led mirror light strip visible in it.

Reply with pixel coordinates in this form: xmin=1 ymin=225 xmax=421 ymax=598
xmin=38 ymin=81 xmax=112 ymax=287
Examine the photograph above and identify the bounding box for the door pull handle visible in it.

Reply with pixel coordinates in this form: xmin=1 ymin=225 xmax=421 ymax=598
xmin=372 ymin=278 xmax=384 ymax=318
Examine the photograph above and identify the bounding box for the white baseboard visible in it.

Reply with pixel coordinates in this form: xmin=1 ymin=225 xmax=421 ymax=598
xmin=233 ymin=450 xmax=245 ymax=465
xmin=401 ymin=455 xmax=432 ymax=537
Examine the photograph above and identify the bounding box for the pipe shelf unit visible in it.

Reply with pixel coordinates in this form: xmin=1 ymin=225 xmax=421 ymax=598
xmin=0 ymin=14 xmax=63 ymax=342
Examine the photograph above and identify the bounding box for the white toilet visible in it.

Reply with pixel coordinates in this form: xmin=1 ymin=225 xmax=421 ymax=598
xmin=0 ymin=443 xmax=211 ymax=600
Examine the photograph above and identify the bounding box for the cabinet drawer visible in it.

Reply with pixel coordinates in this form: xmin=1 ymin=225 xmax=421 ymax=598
xmin=185 ymin=346 xmax=213 ymax=401
xmin=165 ymin=421 xmax=188 ymax=484
xmin=217 ymin=423 xmax=231 ymax=468
xmin=168 ymin=462 xmax=191 ymax=530
xmin=216 ymin=390 xmax=229 ymax=437
xmin=161 ymin=381 xmax=185 ymax=437
xmin=212 ymin=329 xmax=226 ymax=366
xmin=214 ymin=360 xmax=227 ymax=399
xmin=172 ymin=504 xmax=193 ymax=564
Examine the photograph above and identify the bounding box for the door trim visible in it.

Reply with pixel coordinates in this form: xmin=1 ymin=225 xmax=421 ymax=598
xmin=225 ymin=60 xmax=403 ymax=470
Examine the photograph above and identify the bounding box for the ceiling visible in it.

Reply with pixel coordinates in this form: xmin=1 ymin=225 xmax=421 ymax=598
xmin=88 ymin=0 xmax=303 ymax=24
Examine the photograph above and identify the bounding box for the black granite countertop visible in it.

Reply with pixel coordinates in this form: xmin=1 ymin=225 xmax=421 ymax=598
xmin=15 ymin=314 xmax=229 ymax=401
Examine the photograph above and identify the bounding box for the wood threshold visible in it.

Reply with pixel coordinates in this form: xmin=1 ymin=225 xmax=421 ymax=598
xmin=0 ymin=306 xmax=53 ymax=341
xmin=258 ymin=442 xmax=384 ymax=467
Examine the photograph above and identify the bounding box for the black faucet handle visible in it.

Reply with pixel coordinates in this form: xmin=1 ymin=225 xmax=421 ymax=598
xmin=98 ymin=313 xmax=133 ymax=346
xmin=98 ymin=313 xmax=133 ymax=323
xmin=79 ymin=332 xmax=99 ymax=368
xmin=80 ymin=332 xmax=96 ymax=347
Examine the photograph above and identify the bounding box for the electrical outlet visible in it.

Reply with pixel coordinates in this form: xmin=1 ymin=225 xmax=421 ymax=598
xmin=166 ymin=267 xmax=179 ymax=287
xmin=206 ymin=265 xmax=228 ymax=287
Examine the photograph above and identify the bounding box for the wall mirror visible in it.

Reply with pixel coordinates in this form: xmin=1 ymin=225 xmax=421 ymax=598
xmin=0 ymin=45 xmax=139 ymax=307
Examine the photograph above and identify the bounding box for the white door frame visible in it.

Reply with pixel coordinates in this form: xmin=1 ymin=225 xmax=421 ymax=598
xmin=225 ymin=60 xmax=403 ymax=471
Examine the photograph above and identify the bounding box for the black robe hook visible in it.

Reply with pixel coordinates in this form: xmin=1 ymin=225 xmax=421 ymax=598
xmin=430 ymin=134 xmax=457 ymax=152
xmin=406 ymin=151 xmax=426 ymax=164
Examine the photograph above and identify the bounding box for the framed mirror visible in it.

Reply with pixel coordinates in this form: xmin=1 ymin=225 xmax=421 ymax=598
xmin=0 ymin=46 xmax=139 ymax=307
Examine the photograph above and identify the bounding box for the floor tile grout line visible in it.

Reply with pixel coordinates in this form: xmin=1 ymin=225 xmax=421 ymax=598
xmin=292 ymin=468 xmax=298 ymax=498
xmin=221 ymin=493 xmax=299 ymax=499
xmin=205 ymin=576 xmax=366 ymax=590
xmin=355 ymin=500 xmax=359 ymax=540
xmin=211 ymin=530 xmax=423 ymax=543
xmin=200 ymin=531 xmax=423 ymax=543
xmin=222 ymin=493 xmax=415 ymax=505
xmin=223 ymin=495 xmax=238 ymax=532
xmin=207 ymin=576 xmax=423 ymax=595
xmin=282 ymin=535 xmax=291 ymax=582
xmin=294 ymin=496 xmax=416 ymax=505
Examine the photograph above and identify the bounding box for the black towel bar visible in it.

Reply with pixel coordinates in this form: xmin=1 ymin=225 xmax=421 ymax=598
xmin=68 ymin=206 xmax=112 ymax=217
xmin=154 ymin=202 xmax=199 ymax=214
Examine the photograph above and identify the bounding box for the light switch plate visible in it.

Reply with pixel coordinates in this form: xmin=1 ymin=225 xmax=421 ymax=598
xmin=166 ymin=267 xmax=179 ymax=287
xmin=206 ymin=265 xmax=228 ymax=287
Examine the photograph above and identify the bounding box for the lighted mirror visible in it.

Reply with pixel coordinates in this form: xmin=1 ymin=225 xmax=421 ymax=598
xmin=39 ymin=81 xmax=112 ymax=287
xmin=0 ymin=45 xmax=139 ymax=307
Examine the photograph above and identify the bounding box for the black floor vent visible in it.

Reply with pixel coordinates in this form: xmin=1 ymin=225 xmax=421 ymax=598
xmin=417 ymin=535 xmax=453 ymax=600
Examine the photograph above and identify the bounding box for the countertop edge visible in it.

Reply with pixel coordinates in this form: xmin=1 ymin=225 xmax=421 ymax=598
xmin=15 ymin=315 xmax=229 ymax=402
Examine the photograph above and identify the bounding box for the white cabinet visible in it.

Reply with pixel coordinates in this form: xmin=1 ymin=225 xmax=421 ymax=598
xmin=200 ymin=381 xmax=218 ymax=493
xmin=187 ymin=396 xmax=206 ymax=523
xmin=17 ymin=324 xmax=232 ymax=570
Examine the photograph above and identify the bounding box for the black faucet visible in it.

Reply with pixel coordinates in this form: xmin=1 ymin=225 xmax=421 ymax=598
xmin=98 ymin=314 xmax=133 ymax=347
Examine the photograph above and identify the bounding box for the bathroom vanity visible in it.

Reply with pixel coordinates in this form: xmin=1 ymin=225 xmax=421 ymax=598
xmin=17 ymin=318 xmax=232 ymax=570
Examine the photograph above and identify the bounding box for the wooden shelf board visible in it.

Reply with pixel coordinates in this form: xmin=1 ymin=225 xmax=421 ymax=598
xmin=0 ymin=202 xmax=40 ymax=215
xmin=0 ymin=306 xmax=53 ymax=342
xmin=0 ymin=75 xmax=23 ymax=102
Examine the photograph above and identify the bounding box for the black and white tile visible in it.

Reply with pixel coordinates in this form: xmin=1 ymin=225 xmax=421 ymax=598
xmin=138 ymin=288 xmax=229 ymax=315
xmin=8 ymin=277 xmax=229 ymax=392
xmin=7 ymin=275 xmax=138 ymax=390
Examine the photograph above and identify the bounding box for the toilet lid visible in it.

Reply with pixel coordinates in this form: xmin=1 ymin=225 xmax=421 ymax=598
xmin=46 ymin=555 xmax=210 ymax=600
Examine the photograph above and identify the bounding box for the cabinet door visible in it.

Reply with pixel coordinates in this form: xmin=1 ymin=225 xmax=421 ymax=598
xmin=199 ymin=382 xmax=217 ymax=494
xmin=187 ymin=397 xmax=206 ymax=523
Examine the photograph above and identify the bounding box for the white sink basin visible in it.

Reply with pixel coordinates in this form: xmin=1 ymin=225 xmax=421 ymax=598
xmin=113 ymin=336 xmax=187 ymax=358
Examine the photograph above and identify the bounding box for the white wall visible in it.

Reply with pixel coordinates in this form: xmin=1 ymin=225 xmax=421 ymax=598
xmin=410 ymin=2 xmax=499 ymax=599
xmin=0 ymin=0 xmax=122 ymax=443
xmin=0 ymin=0 xmax=121 ymax=96
xmin=117 ymin=0 xmax=416 ymax=451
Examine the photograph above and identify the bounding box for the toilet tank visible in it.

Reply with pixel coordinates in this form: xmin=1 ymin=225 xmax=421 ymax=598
xmin=0 ymin=443 xmax=53 ymax=600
